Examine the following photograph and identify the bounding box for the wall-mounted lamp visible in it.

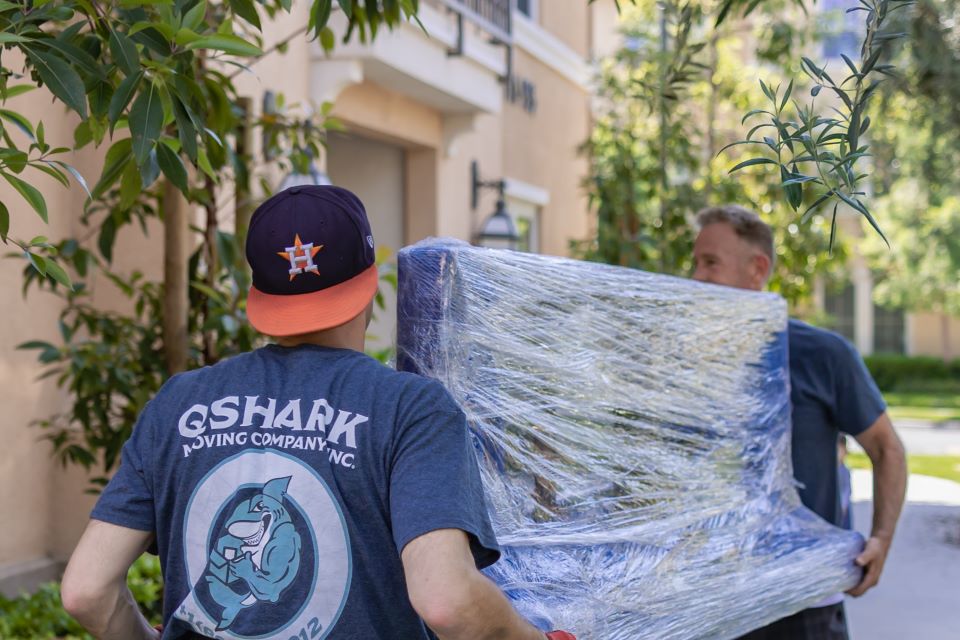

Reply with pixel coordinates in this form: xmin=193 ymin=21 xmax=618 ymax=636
xmin=472 ymin=160 xmax=519 ymax=250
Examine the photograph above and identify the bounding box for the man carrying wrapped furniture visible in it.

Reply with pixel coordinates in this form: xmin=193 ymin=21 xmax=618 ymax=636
xmin=691 ymin=205 xmax=908 ymax=640
xmin=60 ymin=185 xmax=575 ymax=640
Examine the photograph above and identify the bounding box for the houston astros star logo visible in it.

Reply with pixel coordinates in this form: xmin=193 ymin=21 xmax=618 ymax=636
xmin=278 ymin=234 xmax=323 ymax=281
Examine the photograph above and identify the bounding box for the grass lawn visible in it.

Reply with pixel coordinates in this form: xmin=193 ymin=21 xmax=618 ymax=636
xmin=885 ymin=392 xmax=960 ymax=422
xmin=847 ymin=452 xmax=960 ymax=485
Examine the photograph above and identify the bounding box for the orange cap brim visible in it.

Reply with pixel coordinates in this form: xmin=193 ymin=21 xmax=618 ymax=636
xmin=247 ymin=264 xmax=379 ymax=337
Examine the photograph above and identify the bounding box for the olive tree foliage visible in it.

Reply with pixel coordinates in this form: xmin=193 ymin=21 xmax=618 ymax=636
xmin=726 ymin=0 xmax=914 ymax=245
xmin=576 ymin=0 xmax=846 ymax=306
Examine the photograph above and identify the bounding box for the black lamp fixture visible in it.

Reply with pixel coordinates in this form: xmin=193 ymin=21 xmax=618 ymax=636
xmin=471 ymin=160 xmax=520 ymax=250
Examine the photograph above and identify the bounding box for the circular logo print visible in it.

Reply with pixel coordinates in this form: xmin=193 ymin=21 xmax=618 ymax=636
xmin=176 ymin=450 xmax=351 ymax=639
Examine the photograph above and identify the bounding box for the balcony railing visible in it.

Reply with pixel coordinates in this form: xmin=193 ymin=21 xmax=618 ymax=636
xmin=437 ymin=0 xmax=513 ymax=44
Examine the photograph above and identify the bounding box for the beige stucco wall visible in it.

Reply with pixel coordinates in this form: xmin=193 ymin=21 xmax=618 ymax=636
xmin=907 ymin=312 xmax=960 ymax=360
xmin=502 ymin=49 xmax=590 ymax=256
xmin=538 ymin=1 xmax=590 ymax=58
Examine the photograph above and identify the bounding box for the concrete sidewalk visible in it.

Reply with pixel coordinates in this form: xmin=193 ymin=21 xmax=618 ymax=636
xmin=845 ymin=470 xmax=960 ymax=639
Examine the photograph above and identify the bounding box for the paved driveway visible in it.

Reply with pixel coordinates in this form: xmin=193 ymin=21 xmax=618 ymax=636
xmin=845 ymin=470 xmax=960 ymax=639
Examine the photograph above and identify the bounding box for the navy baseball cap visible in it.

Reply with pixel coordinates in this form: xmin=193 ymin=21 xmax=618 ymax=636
xmin=245 ymin=185 xmax=378 ymax=336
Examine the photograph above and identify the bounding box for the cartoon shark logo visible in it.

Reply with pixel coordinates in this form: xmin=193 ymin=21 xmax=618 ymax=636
xmin=204 ymin=476 xmax=302 ymax=631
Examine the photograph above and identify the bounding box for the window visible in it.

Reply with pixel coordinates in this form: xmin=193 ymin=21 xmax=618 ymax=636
xmin=874 ymin=305 xmax=906 ymax=354
xmin=824 ymin=282 xmax=856 ymax=342
xmin=516 ymin=0 xmax=537 ymax=20
xmin=819 ymin=0 xmax=861 ymax=60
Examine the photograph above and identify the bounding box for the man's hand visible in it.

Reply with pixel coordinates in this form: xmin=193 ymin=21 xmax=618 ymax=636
xmin=846 ymin=536 xmax=891 ymax=597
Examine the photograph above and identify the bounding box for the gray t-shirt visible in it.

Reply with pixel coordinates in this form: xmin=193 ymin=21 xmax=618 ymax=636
xmin=92 ymin=344 xmax=499 ymax=640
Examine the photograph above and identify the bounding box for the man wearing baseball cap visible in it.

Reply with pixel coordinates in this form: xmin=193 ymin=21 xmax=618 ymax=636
xmin=61 ymin=185 xmax=574 ymax=640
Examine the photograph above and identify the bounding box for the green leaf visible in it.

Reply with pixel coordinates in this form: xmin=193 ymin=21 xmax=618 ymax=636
xmin=156 ymin=143 xmax=188 ymax=194
xmin=41 ymin=39 xmax=105 ymax=81
xmin=98 ymin=215 xmax=117 ymax=262
xmin=183 ymin=0 xmax=207 ymax=32
xmin=174 ymin=28 xmax=203 ymax=46
xmin=312 ymin=0 xmax=333 ymax=37
xmin=0 ymin=33 xmax=30 ymax=44
xmin=319 ymin=26 xmax=336 ymax=52
xmin=840 ymin=54 xmax=859 ymax=78
xmin=108 ymin=71 xmax=142 ymax=130
xmin=185 ymin=34 xmax=263 ymax=57
xmin=92 ymin=138 xmax=133 ymax=199
xmin=779 ymin=79 xmax=793 ymax=112
xmin=801 ymin=56 xmax=823 ymax=80
xmin=829 ymin=203 xmax=838 ymax=252
xmin=109 ymin=30 xmax=140 ymax=77
xmin=741 ymin=109 xmax=773 ymax=124
xmin=172 ymin=96 xmax=198 ymax=162
xmin=336 ymin=0 xmax=352 ymax=19
xmin=2 ymin=171 xmax=47 ymax=222
xmin=119 ymin=158 xmax=141 ymax=209
xmin=781 ymin=174 xmax=820 ymax=186
xmin=229 ymin=0 xmax=262 ymax=30
xmin=24 ymin=250 xmax=47 ymax=276
xmin=129 ymin=80 xmax=163 ymax=167
xmin=811 ymin=84 xmax=822 ymax=97
xmin=43 ymin=258 xmax=73 ymax=289
xmin=49 ymin=161 xmax=92 ymax=200
xmin=859 ymin=202 xmax=889 ymax=247
xmin=0 ymin=201 xmax=8 ymax=242
xmin=197 ymin=147 xmax=215 ymax=179
xmin=759 ymin=79 xmax=775 ymax=102
xmin=32 ymin=161 xmax=69 ymax=187
xmin=0 ymin=84 xmax=35 ymax=100
xmin=728 ymin=157 xmax=778 ymax=173
xmin=800 ymin=190 xmax=835 ymax=222
xmin=24 ymin=48 xmax=88 ymax=117
xmin=140 ymin=148 xmax=160 ymax=188
xmin=861 ymin=47 xmax=884 ymax=75
xmin=0 ymin=109 xmax=35 ymax=139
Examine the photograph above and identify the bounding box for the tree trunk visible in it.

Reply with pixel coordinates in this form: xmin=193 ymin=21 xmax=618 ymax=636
xmin=163 ymin=179 xmax=190 ymax=375
xmin=202 ymin=174 xmax=219 ymax=365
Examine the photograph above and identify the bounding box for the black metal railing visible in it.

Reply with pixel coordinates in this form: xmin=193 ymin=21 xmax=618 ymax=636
xmin=438 ymin=0 xmax=512 ymax=43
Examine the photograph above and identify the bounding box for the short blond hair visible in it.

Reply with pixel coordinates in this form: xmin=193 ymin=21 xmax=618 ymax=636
xmin=696 ymin=205 xmax=775 ymax=270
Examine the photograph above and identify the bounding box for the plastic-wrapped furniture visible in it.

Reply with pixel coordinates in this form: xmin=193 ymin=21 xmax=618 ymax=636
xmin=396 ymin=239 xmax=863 ymax=640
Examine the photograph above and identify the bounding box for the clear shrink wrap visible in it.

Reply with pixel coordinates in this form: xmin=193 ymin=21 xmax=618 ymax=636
xmin=396 ymin=239 xmax=863 ymax=639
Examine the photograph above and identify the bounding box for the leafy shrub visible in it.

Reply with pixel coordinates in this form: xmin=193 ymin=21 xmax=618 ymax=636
xmin=0 ymin=555 xmax=163 ymax=639
xmin=864 ymin=354 xmax=960 ymax=392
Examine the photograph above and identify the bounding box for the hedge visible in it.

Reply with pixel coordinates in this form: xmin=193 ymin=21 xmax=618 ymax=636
xmin=863 ymin=354 xmax=960 ymax=392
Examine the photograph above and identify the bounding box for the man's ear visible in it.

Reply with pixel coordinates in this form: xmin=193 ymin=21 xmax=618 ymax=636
xmin=752 ymin=252 xmax=772 ymax=287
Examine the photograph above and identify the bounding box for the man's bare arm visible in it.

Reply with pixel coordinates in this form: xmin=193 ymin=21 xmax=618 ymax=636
xmin=402 ymin=528 xmax=545 ymax=640
xmin=848 ymin=411 xmax=907 ymax=597
xmin=61 ymin=519 xmax=159 ymax=640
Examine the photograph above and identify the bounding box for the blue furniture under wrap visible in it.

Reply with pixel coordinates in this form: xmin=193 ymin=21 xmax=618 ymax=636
xmin=396 ymin=239 xmax=863 ymax=640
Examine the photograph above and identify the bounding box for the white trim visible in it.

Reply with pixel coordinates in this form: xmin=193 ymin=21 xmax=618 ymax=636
xmin=504 ymin=177 xmax=550 ymax=206
xmin=513 ymin=13 xmax=591 ymax=89
xmin=318 ymin=9 xmax=505 ymax=114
